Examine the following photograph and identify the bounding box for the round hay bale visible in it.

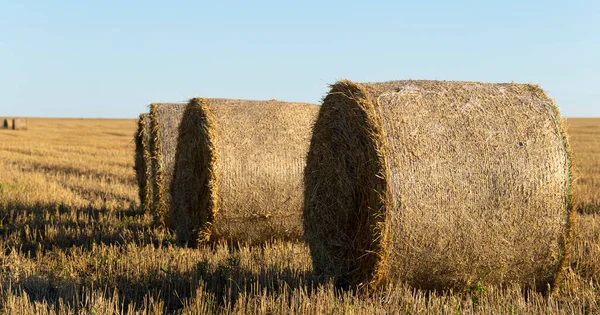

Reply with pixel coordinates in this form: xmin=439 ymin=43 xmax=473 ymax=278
xmin=172 ymin=98 xmax=320 ymax=245
xmin=304 ymin=80 xmax=573 ymax=293
xmin=134 ymin=113 xmax=153 ymax=213
xmin=12 ymin=118 xmax=27 ymax=130
xmin=149 ymin=102 xmax=187 ymax=229
xmin=3 ymin=118 xmax=14 ymax=129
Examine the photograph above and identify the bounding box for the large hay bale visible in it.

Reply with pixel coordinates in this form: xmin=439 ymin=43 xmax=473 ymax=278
xmin=149 ymin=103 xmax=186 ymax=228
xmin=134 ymin=114 xmax=153 ymax=213
xmin=12 ymin=118 xmax=27 ymax=130
xmin=304 ymin=80 xmax=573 ymax=293
xmin=172 ymin=98 xmax=320 ymax=245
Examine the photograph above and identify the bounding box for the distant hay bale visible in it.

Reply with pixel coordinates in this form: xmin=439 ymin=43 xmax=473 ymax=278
xmin=3 ymin=118 xmax=13 ymax=129
xmin=149 ymin=103 xmax=186 ymax=229
xmin=304 ymin=80 xmax=573 ymax=293
xmin=12 ymin=118 xmax=26 ymax=130
xmin=171 ymin=98 xmax=320 ymax=245
xmin=134 ymin=114 xmax=152 ymax=213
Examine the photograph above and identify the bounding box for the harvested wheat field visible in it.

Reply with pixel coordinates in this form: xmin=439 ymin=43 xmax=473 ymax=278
xmin=0 ymin=117 xmax=599 ymax=314
xmin=172 ymin=98 xmax=319 ymax=246
xmin=304 ymin=80 xmax=573 ymax=293
xmin=569 ymin=118 xmax=600 ymax=213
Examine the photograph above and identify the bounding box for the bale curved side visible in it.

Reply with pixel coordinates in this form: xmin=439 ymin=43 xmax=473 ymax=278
xmin=305 ymin=80 xmax=573 ymax=293
xmin=172 ymin=98 xmax=319 ymax=245
xmin=172 ymin=98 xmax=219 ymax=245
xmin=546 ymin=101 xmax=575 ymax=294
xmin=150 ymin=104 xmax=167 ymax=227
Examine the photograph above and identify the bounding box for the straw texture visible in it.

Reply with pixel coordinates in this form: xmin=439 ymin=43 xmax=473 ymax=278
xmin=134 ymin=114 xmax=152 ymax=213
xmin=304 ymin=80 xmax=573 ymax=293
xmin=172 ymin=98 xmax=320 ymax=245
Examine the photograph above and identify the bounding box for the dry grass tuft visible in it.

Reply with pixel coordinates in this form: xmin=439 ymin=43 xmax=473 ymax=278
xmin=172 ymin=98 xmax=320 ymax=246
xmin=304 ymin=80 xmax=573 ymax=293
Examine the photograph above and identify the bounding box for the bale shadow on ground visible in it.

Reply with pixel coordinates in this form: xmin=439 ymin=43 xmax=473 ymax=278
xmin=6 ymin=249 xmax=316 ymax=313
xmin=0 ymin=201 xmax=173 ymax=257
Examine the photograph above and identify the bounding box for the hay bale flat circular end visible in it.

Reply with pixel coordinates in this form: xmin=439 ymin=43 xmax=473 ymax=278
xmin=304 ymin=80 xmax=573 ymax=292
xmin=171 ymin=98 xmax=219 ymax=245
xmin=303 ymin=80 xmax=390 ymax=289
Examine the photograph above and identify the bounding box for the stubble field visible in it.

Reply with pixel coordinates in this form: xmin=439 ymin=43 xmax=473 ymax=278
xmin=0 ymin=117 xmax=598 ymax=314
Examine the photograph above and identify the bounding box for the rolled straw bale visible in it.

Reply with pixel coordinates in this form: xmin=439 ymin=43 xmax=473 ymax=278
xmin=134 ymin=114 xmax=153 ymax=213
xmin=172 ymin=98 xmax=320 ymax=245
xmin=3 ymin=118 xmax=13 ymax=129
xmin=12 ymin=118 xmax=26 ymax=130
xmin=149 ymin=103 xmax=186 ymax=228
xmin=304 ymin=80 xmax=573 ymax=293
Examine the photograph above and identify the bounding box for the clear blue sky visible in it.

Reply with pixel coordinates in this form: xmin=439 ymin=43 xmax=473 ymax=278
xmin=1 ymin=1 xmax=598 ymax=118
